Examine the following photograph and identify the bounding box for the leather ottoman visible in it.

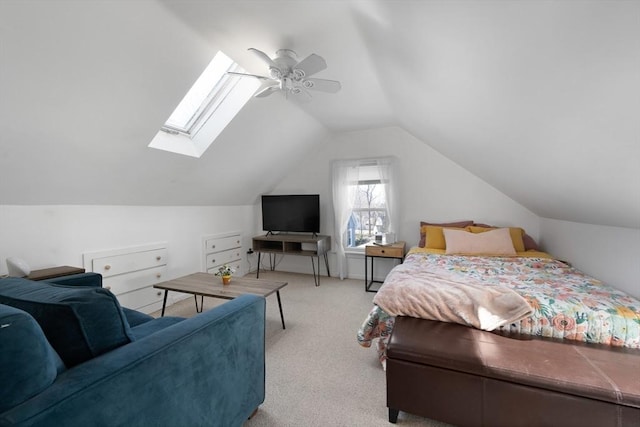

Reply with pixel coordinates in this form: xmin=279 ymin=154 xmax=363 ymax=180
xmin=386 ymin=316 xmax=640 ymax=426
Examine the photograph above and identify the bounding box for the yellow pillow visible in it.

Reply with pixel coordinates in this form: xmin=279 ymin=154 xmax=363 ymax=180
xmin=465 ymin=226 xmax=525 ymax=253
xmin=424 ymin=225 xmax=468 ymax=249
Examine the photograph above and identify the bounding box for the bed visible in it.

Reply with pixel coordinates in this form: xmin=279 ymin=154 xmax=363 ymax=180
xmin=358 ymin=248 xmax=640 ymax=367
xmin=357 ymin=223 xmax=640 ymax=425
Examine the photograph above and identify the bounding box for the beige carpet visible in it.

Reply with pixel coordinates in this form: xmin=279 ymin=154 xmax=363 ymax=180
xmin=154 ymin=271 xmax=452 ymax=427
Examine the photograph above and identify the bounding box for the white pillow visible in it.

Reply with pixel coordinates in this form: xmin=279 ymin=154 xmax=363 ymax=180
xmin=443 ymin=228 xmax=516 ymax=256
xmin=6 ymin=257 xmax=31 ymax=277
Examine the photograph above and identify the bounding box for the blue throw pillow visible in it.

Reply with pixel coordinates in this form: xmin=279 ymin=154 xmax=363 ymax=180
xmin=0 ymin=304 xmax=65 ymax=412
xmin=0 ymin=278 xmax=134 ymax=367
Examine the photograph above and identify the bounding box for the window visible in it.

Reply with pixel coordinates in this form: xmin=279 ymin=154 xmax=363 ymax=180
xmin=346 ymin=163 xmax=389 ymax=248
xmin=148 ymin=51 xmax=260 ymax=158
xmin=332 ymin=158 xmax=397 ymax=278
xmin=162 ymin=51 xmax=241 ymax=136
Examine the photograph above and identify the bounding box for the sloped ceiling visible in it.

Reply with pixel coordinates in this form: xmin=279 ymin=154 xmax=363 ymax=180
xmin=1 ymin=0 xmax=638 ymax=228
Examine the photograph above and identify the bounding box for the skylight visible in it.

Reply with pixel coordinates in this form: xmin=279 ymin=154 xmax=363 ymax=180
xmin=149 ymin=51 xmax=260 ymax=158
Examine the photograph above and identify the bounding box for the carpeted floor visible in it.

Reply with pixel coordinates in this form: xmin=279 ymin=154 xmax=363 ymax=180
xmin=154 ymin=271 xmax=452 ymax=427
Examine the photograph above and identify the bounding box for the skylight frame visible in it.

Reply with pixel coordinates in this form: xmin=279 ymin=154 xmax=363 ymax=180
xmin=149 ymin=50 xmax=260 ymax=158
xmin=161 ymin=51 xmax=244 ymax=137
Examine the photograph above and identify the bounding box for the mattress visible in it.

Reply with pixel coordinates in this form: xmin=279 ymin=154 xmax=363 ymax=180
xmin=358 ymin=250 xmax=640 ymax=367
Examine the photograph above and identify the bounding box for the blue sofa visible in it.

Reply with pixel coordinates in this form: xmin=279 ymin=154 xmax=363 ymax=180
xmin=0 ymin=273 xmax=265 ymax=427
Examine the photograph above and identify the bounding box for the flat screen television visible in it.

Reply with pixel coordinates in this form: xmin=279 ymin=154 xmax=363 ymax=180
xmin=261 ymin=194 xmax=320 ymax=234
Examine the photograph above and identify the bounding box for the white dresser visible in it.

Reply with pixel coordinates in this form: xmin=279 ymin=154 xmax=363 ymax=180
xmin=203 ymin=232 xmax=243 ymax=276
xmin=83 ymin=243 xmax=168 ymax=314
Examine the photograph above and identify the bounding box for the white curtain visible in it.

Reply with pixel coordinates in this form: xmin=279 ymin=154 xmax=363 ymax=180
xmin=332 ymin=157 xmax=397 ymax=279
xmin=376 ymin=157 xmax=397 ymax=238
xmin=332 ymin=160 xmax=360 ymax=279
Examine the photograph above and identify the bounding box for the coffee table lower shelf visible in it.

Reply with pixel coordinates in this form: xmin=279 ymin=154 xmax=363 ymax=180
xmin=153 ymin=273 xmax=288 ymax=329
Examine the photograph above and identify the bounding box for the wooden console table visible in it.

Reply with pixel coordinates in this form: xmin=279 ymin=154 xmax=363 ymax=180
xmin=27 ymin=266 xmax=85 ymax=281
xmin=252 ymin=234 xmax=330 ymax=286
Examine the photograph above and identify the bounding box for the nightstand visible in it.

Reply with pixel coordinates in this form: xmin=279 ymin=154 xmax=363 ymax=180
xmin=364 ymin=241 xmax=406 ymax=292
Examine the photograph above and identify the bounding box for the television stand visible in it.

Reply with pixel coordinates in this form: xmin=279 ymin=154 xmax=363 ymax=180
xmin=252 ymin=234 xmax=331 ymax=286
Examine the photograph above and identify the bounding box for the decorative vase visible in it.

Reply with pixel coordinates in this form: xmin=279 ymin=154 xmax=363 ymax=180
xmin=222 ymin=275 xmax=231 ymax=285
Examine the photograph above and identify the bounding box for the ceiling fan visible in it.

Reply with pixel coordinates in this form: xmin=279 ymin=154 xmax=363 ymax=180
xmin=228 ymin=48 xmax=341 ymax=101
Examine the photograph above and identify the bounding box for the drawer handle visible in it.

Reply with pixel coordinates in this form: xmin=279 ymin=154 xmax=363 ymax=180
xmin=157 ymin=291 xmax=162 ymax=296
xmin=211 ymin=244 xmax=216 ymax=249
xmin=381 ymin=250 xmax=385 ymax=254
xmin=105 ymin=285 xmax=111 ymax=290
xmin=104 ymin=265 xmax=111 ymax=270
xmin=211 ymin=259 xmax=216 ymax=263
xmin=156 ymin=273 xmax=162 ymax=279
xmin=156 ymin=256 xmax=161 ymax=261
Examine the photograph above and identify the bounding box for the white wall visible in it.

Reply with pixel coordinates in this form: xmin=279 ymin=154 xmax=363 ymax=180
xmin=0 ymin=205 xmax=256 ymax=302
xmin=540 ymin=218 xmax=640 ymax=298
xmin=268 ymin=126 xmax=540 ymax=280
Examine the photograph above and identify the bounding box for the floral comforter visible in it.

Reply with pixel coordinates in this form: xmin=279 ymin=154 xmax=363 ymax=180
xmin=357 ymin=252 xmax=640 ymax=367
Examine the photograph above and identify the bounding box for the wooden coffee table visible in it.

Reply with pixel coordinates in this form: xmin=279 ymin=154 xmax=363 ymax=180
xmin=154 ymin=273 xmax=288 ymax=329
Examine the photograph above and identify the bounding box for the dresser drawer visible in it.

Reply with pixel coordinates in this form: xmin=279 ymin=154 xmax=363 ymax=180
xmin=92 ymin=248 xmax=167 ymax=278
xmin=102 ymin=265 xmax=167 ymax=295
xmin=365 ymin=244 xmax=404 ymax=258
xmin=205 ymin=235 xmax=241 ymax=254
xmin=116 ymin=285 xmax=164 ymax=311
xmin=205 ymin=248 xmax=242 ymax=269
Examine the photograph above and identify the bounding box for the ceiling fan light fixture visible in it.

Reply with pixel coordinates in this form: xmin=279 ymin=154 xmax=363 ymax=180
xmin=237 ymin=47 xmax=340 ymax=101
xmin=269 ymin=67 xmax=282 ymax=79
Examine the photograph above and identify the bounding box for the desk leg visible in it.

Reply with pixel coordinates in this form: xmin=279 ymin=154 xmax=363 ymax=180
xmin=161 ymin=290 xmax=168 ymax=317
xmin=276 ymin=290 xmax=285 ymax=330
xmin=256 ymin=252 xmax=261 ymax=278
xmin=370 ymin=255 xmax=374 ymax=285
xmin=364 ymin=255 xmax=368 ymax=291
xmin=323 ymin=252 xmax=331 ymax=277
xmin=310 ymin=256 xmax=319 ymax=286
xmin=194 ymin=295 xmax=204 ymax=313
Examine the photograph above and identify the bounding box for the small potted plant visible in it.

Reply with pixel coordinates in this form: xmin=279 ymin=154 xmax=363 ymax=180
xmin=214 ymin=264 xmax=235 ymax=285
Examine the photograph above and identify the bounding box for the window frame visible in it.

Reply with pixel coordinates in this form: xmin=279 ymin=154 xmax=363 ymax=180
xmin=343 ymin=162 xmax=392 ymax=252
xmin=148 ymin=51 xmax=260 ymax=158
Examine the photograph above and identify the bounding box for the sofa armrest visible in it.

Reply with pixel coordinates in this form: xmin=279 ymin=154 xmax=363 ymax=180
xmin=43 ymin=273 xmax=102 ymax=288
xmin=0 ymin=294 xmax=266 ymax=427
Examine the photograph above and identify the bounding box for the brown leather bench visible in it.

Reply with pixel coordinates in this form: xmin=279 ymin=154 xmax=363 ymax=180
xmin=386 ymin=316 xmax=640 ymax=426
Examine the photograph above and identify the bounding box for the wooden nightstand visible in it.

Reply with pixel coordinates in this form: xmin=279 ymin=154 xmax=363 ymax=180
xmin=364 ymin=241 xmax=406 ymax=292
xmin=26 ymin=266 xmax=85 ymax=281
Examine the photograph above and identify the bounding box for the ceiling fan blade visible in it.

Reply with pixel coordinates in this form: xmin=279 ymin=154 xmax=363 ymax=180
xmin=248 ymin=48 xmax=278 ymax=68
xmin=292 ymin=54 xmax=327 ymax=78
xmin=300 ymin=78 xmax=341 ymax=93
xmin=227 ymin=71 xmax=271 ymax=80
xmin=254 ymin=85 xmax=280 ymax=98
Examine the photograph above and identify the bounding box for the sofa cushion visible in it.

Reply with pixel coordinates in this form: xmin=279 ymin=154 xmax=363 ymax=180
xmin=121 ymin=307 xmax=155 ymax=327
xmin=130 ymin=316 xmax=185 ymax=340
xmin=0 ymin=278 xmax=134 ymax=367
xmin=0 ymin=304 xmax=65 ymax=413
